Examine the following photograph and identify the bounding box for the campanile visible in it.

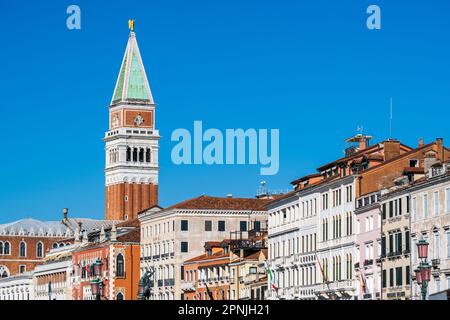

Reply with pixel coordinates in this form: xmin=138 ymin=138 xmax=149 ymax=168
xmin=104 ymin=22 xmax=159 ymax=220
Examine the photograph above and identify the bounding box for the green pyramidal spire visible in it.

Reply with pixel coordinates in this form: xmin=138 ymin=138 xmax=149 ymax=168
xmin=111 ymin=30 xmax=154 ymax=104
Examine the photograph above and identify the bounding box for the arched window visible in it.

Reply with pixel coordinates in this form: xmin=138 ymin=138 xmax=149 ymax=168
xmin=146 ymin=148 xmax=151 ymax=162
xmin=36 ymin=242 xmax=43 ymax=258
xmin=0 ymin=242 xmax=3 ymax=255
xmin=116 ymin=254 xmax=124 ymax=277
xmin=116 ymin=292 xmax=124 ymax=300
xmin=139 ymin=148 xmax=144 ymax=162
xmin=53 ymin=243 xmax=58 ymax=249
xmin=0 ymin=265 xmax=9 ymax=278
xmin=59 ymin=243 xmax=65 ymax=247
xmin=132 ymin=148 xmax=138 ymax=162
xmin=19 ymin=242 xmax=26 ymax=257
xmin=4 ymin=242 xmax=10 ymax=255
xmin=126 ymin=147 xmax=131 ymax=162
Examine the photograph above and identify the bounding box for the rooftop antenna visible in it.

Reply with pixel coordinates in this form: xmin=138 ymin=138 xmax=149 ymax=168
xmin=389 ymin=97 xmax=393 ymax=138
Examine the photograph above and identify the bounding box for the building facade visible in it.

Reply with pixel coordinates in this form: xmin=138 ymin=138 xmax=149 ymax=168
xmin=0 ymin=272 xmax=34 ymax=300
xmin=182 ymin=240 xmax=231 ymax=300
xmin=410 ymin=161 xmax=450 ymax=299
xmin=139 ymin=195 xmax=269 ymax=300
xmin=105 ymin=27 xmax=159 ymax=221
xmin=72 ymin=221 xmax=141 ymax=300
xmin=33 ymin=244 xmax=82 ymax=300
xmin=354 ymin=191 xmax=382 ymax=300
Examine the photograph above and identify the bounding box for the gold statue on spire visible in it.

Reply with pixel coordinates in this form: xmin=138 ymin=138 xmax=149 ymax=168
xmin=128 ymin=19 xmax=135 ymax=32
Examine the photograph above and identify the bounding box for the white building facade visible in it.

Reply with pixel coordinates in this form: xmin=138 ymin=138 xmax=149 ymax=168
xmin=0 ymin=272 xmax=34 ymax=300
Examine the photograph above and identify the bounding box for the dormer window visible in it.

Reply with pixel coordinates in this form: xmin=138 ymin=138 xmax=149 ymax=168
xmin=206 ymin=249 xmax=212 ymax=256
xmin=409 ymin=159 xmax=419 ymax=167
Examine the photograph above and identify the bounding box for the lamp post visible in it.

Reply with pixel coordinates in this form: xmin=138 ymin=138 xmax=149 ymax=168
xmin=90 ymin=259 xmax=104 ymax=300
xmin=415 ymin=240 xmax=431 ymax=300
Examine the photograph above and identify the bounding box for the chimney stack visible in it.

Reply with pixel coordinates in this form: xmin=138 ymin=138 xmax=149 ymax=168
xmin=359 ymin=137 xmax=367 ymax=151
xmin=384 ymin=139 xmax=401 ymax=161
xmin=436 ymin=138 xmax=443 ymax=161
xmin=424 ymin=151 xmax=438 ymax=173
xmin=418 ymin=138 xmax=424 ymax=148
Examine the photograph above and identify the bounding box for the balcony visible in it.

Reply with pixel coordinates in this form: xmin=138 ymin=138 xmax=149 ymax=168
xmin=363 ymin=293 xmax=372 ymax=300
xmin=402 ymin=249 xmax=410 ymax=256
xmin=152 ymin=254 xmax=161 ymax=260
xmin=363 ymin=259 xmax=373 ymax=267
xmin=181 ymin=281 xmax=195 ymax=292
xmin=432 ymin=259 xmax=440 ymax=268
xmin=376 ymin=258 xmax=382 ymax=265
xmin=354 ymin=262 xmax=360 ymax=270
xmin=157 ymin=280 xmax=163 ymax=287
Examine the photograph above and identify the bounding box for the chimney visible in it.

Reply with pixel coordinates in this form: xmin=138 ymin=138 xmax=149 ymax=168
xmin=418 ymin=138 xmax=424 ymax=148
xmin=384 ymin=139 xmax=401 ymax=161
xmin=359 ymin=137 xmax=367 ymax=151
xmin=424 ymin=151 xmax=438 ymax=173
xmin=436 ymin=138 xmax=443 ymax=161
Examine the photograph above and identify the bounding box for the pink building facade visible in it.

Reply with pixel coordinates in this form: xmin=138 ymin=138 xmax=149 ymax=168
xmin=354 ymin=191 xmax=382 ymax=300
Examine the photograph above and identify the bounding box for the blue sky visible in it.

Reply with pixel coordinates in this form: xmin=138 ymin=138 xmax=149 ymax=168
xmin=0 ymin=0 xmax=449 ymax=223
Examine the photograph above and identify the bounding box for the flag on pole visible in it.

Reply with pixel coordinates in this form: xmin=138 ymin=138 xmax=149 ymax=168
xmin=264 ymin=261 xmax=278 ymax=292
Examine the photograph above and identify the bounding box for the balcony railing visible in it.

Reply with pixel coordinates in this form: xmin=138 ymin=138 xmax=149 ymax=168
xmin=363 ymin=259 xmax=373 ymax=267
xmin=432 ymin=259 xmax=440 ymax=268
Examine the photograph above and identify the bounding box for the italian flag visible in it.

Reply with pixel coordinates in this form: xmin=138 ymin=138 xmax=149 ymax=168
xmin=264 ymin=261 xmax=278 ymax=292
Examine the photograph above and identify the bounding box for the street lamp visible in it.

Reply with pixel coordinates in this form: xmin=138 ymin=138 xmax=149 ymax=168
xmin=90 ymin=259 xmax=104 ymax=300
xmin=415 ymin=239 xmax=431 ymax=300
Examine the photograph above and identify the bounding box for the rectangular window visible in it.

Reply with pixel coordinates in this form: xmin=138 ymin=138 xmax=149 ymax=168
xmin=382 ymin=270 xmax=387 ymax=288
xmin=381 ymin=236 xmax=386 ymax=256
xmin=218 ymin=220 xmax=225 ymax=232
xmin=181 ymin=242 xmax=188 ymax=253
xmin=405 ymin=230 xmax=410 ymax=253
xmin=396 ymin=267 xmax=402 ymax=286
xmin=412 ymin=197 xmax=417 ymax=221
xmin=446 ymin=189 xmax=450 ymax=213
xmin=434 ymin=192 xmax=439 ymax=216
xmin=447 ymin=233 xmax=450 ymax=258
xmin=406 ymin=196 xmax=410 ymax=213
xmin=240 ymin=221 xmax=247 ymax=232
xmin=389 ymin=201 xmax=393 ymax=218
xmin=181 ymin=220 xmax=188 ymax=231
xmin=205 ymin=220 xmax=212 ymax=232
xmin=382 ymin=203 xmax=386 ymax=220
xmin=253 ymin=221 xmax=261 ymax=232
xmin=181 ymin=266 xmax=184 ymax=280
xmin=423 ymin=194 xmax=429 ymax=219
xmin=389 ymin=234 xmax=394 ymax=255
xmin=434 ymin=233 xmax=440 ymax=259
xmin=19 ymin=265 xmax=26 ymax=274
xmin=406 ymin=266 xmax=410 ymax=285
xmin=399 ymin=198 xmax=402 ymax=216
xmin=389 ymin=268 xmax=394 ymax=287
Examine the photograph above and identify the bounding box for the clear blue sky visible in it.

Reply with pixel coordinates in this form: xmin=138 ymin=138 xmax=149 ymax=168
xmin=1 ymin=0 xmax=449 ymax=223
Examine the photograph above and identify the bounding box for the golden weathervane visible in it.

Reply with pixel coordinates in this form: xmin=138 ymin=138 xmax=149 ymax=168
xmin=128 ymin=19 xmax=135 ymax=32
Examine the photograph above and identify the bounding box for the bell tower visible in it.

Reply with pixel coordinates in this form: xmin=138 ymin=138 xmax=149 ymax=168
xmin=104 ymin=21 xmax=159 ymax=220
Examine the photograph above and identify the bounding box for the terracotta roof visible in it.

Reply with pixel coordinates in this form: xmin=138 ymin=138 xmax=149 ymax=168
xmin=117 ymin=218 xmax=140 ymax=228
xmin=403 ymin=167 xmax=425 ymax=174
xmin=184 ymin=251 xmax=229 ymax=263
xmin=290 ymin=173 xmax=322 ymax=186
xmin=166 ymin=195 xmax=269 ymax=211
xmin=317 ymin=142 xmax=412 ymax=171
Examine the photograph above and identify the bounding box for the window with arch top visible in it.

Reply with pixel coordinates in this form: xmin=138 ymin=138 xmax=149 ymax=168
xmin=19 ymin=241 xmax=26 ymax=257
xmin=36 ymin=242 xmax=43 ymax=258
xmin=116 ymin=292 xmax=124 ymax=300
xmin=3 ymin=242 xmax=10 ymax=255
xmin=116 ymin=253 xmax=125 ymax=277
